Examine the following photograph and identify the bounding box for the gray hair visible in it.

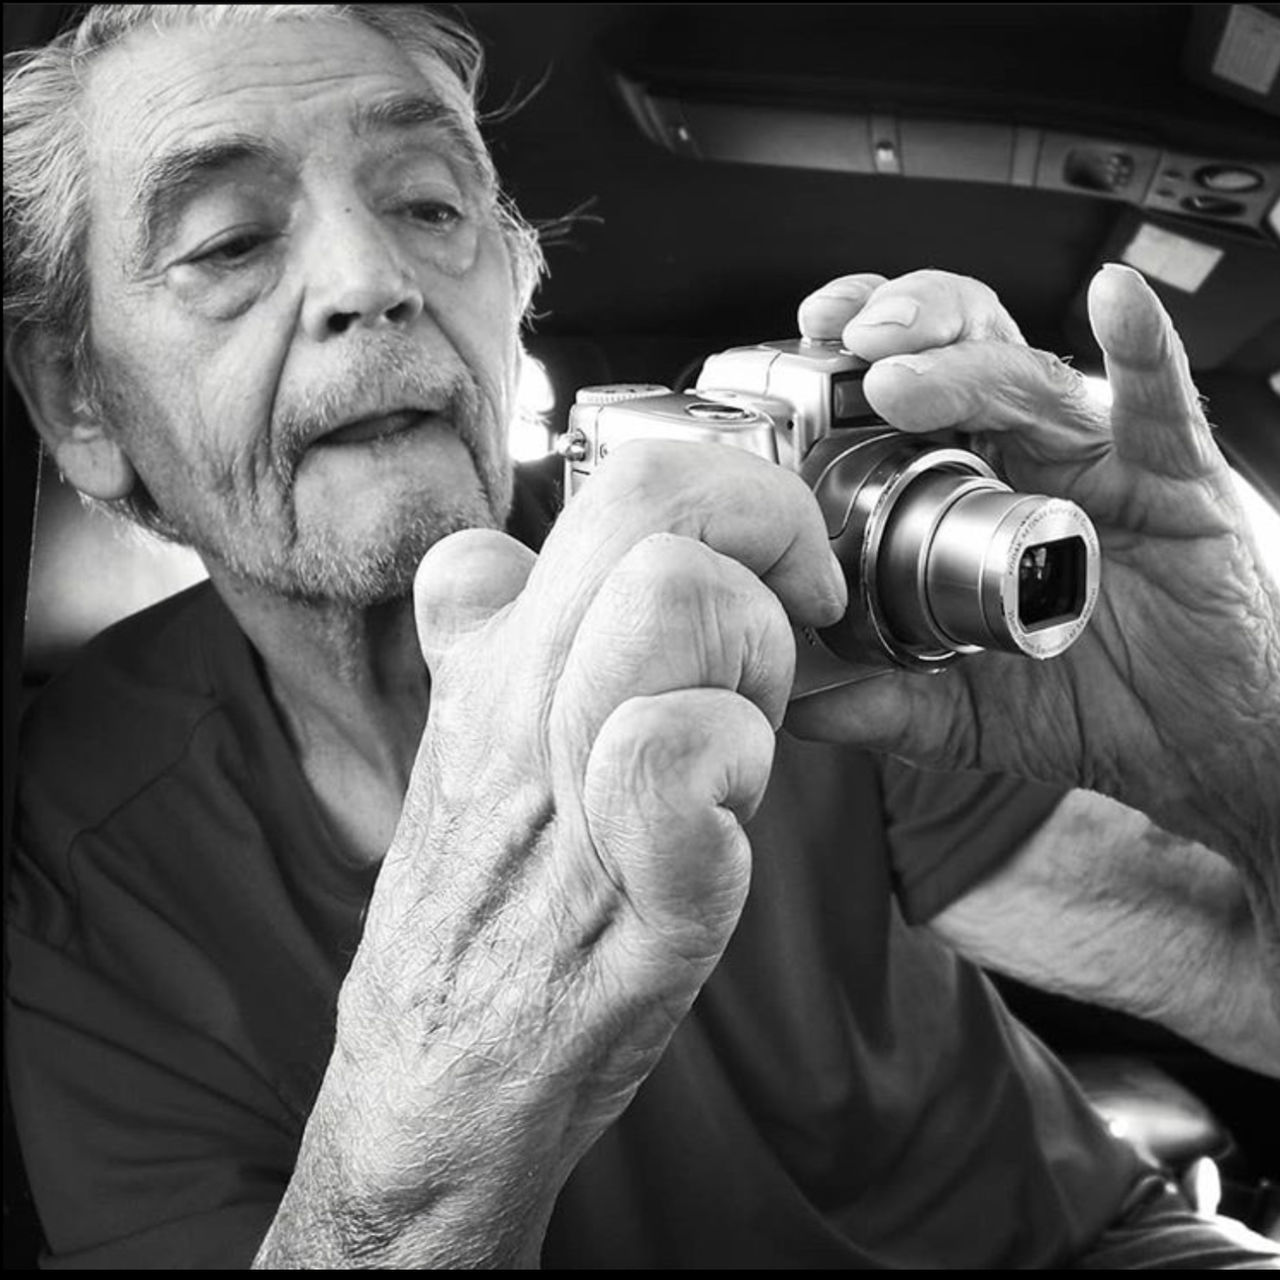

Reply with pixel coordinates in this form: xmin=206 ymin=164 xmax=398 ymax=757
xmin=3 ymin=2 xmax=545 ymax=370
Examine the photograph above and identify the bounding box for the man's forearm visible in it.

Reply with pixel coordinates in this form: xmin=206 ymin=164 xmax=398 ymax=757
xmin=253 ymin=1134 xmax=547 ymax=1269
xmin=252 ymin=1027 xmax=558 ymax=1269
xmin=933 ymin=790 xmax=1280 ymax=1077
xmin=1120 ymin=705 xmax=1280 ymax=1011
xmin=1120 ymin=704 xmax=1280 ymax=894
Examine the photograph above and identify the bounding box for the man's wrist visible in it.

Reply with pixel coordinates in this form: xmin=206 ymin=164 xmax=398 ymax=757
xmin=1142 ymin=720 xmax=1280 ymax=871
xmin=253 ymin=1052 xmax=553 ymax=1269
xmin=253 ymin=955 xmax=570 ymax=1270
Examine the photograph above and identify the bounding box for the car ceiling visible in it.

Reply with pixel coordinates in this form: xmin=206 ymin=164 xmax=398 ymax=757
xmin=459 ymin=2 xmax=1280 ymax=491
xmin=5 ymin=2 xmax=1278 ymax=360
xmin=462 ymin=4 xmax=1279 ymax=355
xmin=4 ymin=3 xmax=1279 ymax=466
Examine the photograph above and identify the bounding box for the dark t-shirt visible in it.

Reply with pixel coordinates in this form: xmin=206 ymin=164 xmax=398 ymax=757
xmin=6 ymin=460 xmax=1140 ymax=1268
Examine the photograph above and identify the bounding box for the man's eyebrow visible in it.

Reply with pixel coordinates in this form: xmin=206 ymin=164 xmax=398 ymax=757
xmin=351 ymin=91 xmax=492 ymax=185
xmin=130 ymin=136 xmax=287 ymax=273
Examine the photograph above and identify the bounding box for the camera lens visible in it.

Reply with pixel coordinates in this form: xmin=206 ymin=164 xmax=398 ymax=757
xmin=1017 ymin=538 xmax=1085 ymax=629
xmin=826 ymin=454 xmax=1100 ymax=664
xmin=873 ymin=468 xmax=997 ymax=658
xmin=801 ymin=431 xmax=1100 ymax=672
xmin=913 ymin=487 xmax=1098 ymax=659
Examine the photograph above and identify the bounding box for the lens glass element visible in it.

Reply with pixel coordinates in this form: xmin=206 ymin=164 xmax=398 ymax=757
xmin=1017 ymin=537 xmax=1085 ymax=629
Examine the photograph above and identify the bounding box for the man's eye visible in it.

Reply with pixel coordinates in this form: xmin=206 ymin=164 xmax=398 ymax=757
xmin=402 ymin=200 xmax=464 ymax=230
xmin=189 ymin=231 xmax=271 ymax=267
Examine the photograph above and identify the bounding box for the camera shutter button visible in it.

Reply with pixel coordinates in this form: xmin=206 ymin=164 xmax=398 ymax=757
xmin=684 ymin=400 xmax=754 ymax=421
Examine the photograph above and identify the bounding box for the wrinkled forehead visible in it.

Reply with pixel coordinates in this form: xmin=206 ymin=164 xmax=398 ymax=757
xmin=81 ymin=16 xmax=489 ymax=245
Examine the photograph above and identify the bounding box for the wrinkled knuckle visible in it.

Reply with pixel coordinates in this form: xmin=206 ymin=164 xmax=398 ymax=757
xmin=590 ymin=536 xmax=704 ymax=638
xmin=779 ymin=456 xmax=821 ymax=500
xmin=965 ymin=274 xmax=1002 ymax=307
xmin=615 ymin=532 xmax=719 ymax=603
xmin=621 ymin=534 xmax=767 ymax=630
xmin=1030 ymin=347 xmax=1092 ymax=408
xmin=611 ymin=694 xmax=733 ymax=791
xmin=896 ymin=267 xmax=951 ymax=293
xmin=614 ymin=693 xmax=682 ymax=756
xmin=734 ymin=567 xmax=791 ymax=643
xmin=1028 ymin=344 xmax=1069 ymax=382
xmin=820 ymin=271 xmax=887 ymax=295
xmin=596 ymin=696 xmax=694 ymax=789
xmin=759 ymin=456 xmax=824 ymax=522
xmin=944 ymin=273 xmax=1001 ymax=319
xmin=595 ymin=437 xmax=687 ymax=510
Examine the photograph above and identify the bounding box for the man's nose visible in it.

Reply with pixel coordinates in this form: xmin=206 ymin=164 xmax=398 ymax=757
xmin=299 ymin=205 xmax=425 ymax=339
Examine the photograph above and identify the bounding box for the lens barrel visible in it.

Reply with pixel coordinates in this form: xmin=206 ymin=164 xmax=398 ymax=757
xmin=804 ymin=432 xmax=1100 ymax=670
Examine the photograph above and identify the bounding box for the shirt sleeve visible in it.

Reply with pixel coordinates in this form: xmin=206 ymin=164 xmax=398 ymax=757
xmin=879 ymin=757 xmax=1067 ymax=925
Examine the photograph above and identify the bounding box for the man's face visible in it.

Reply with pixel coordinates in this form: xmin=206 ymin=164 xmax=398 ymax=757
xmin=80 ymin=18 xmax=521 ymax=604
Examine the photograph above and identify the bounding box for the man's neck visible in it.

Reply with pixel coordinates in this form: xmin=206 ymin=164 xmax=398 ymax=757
xmin=210 ymin=568 xmax=431 ymax=865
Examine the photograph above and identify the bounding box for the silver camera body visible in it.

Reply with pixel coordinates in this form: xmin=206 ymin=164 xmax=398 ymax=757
xmin=560 ymin=338 xmax=1100 ymax=699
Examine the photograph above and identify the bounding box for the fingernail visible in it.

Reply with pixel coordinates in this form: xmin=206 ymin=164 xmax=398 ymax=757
xmin=800 ymin=295 xmax=864 ymax=334
xmin=1100 ymin=262 xmax=1152 ymax=292
xmin=814 ymin=280 xmax=876 ymax=302
xmin=850 ymin=296 xmax=919 ymax=328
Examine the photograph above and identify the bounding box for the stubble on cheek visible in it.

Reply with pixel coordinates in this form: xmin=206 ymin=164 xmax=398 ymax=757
xmin=262 ymin=371 xmax=518 ymax=607
xmin=81 ymin=253 xmax=521 ymax=604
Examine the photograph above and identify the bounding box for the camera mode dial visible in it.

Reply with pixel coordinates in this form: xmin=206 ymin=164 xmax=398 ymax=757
xmin=575 ymin=384 xmax=670 ymax=406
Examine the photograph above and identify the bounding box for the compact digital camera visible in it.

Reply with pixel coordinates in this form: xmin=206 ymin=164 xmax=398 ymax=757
xmin=559 ymin=338 xmax=1100 ymax=699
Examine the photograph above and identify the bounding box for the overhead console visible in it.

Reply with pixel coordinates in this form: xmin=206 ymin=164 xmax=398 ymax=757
xmin=616 ymin=80 xmax=1280 ymax=246
xmin=608 ymin=3 xmax=1280 ymax=245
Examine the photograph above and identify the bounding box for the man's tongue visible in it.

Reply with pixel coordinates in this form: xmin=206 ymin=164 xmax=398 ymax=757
xmin=321 ymin=409 xmax=425 ymax=446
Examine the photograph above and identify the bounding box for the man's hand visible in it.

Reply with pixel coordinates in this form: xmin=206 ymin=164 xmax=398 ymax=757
xmin=256 ymin=443 xmax=845 ymax=1267
xmin=787 ymin=266 xmax=1280 ymax=873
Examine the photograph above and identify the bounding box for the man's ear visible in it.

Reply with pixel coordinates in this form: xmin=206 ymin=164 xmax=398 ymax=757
xmin=6 ymin=328 xmax=136 ymax=501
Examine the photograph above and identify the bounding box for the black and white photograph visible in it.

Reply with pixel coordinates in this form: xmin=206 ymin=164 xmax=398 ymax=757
xmin=4 ymin=3 xmax=1279 ymax=1269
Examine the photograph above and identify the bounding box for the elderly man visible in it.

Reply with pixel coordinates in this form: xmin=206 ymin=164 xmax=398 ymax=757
xmin=4 ymin=2 xmax=1279 ymax=1270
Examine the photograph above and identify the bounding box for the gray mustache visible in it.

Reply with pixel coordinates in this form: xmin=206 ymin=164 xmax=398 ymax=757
xmin=271 ymin=346 xmax=487 ymax=471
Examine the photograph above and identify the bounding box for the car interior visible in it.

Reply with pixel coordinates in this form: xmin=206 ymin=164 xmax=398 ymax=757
xmin=4 ymin=2 xmax=1279 ymax=1265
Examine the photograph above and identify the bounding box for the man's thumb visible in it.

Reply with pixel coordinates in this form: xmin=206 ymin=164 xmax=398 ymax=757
xmin=1088 ymin=263 xmax=1220 ymax=479
xmin=414 ymin=528 xmax=537 ymax=670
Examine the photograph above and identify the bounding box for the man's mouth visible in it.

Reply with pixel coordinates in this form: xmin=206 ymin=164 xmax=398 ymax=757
xmin=314 ymin=409 xmax=443 ymax=447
